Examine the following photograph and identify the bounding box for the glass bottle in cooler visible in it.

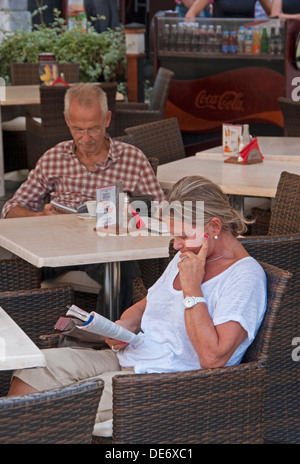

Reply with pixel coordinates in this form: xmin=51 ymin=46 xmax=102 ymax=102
xmin=269 ymin=27 xmax=277 ymax=55
xmin=199 ymin=24 xmax=208 ymax=53
xmin=170 ymin=24 xmax=177 ymax=51
xmin=191 ymin=23 xmax=199 ymax=52
xmin=221 ymin=31 xmax=229 ymax=53
xmin=215 ymin=25 xmax=222 ymax=53
xmin=237 ymin=26 xmax=245 ymax=53
xmin=163 ymin=23 xmax=170 ymax=51
xmin=244 ymin=26 xmax=253 ymax=54
xmin=177 ymin=22 xmax=185 ymax=52
xmin=260 ymin=27 xmax=269 ymax=54
xmin=207 ymin=24 xmax=215 ymax=53
xmin=228 ymin=30 xmax=237 ymax=53
xmin=252 ymin=26 xmax=261 ymax=54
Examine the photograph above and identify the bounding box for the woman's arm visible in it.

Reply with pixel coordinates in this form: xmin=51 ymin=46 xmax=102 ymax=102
xmin=185 ymin=0 xmax=211 ymax=18
xmin=178 ymin=236 xmax=247 ymax=368
xmin=104 ymin=297 xmax=147 ymax=350
xmin=270 ymin=0 xmax=283 ymax=16
xmin=258 ymin=0 xmax=273 ymax=16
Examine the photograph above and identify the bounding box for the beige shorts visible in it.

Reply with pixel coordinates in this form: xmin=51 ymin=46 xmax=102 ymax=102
xmin=13 ymin=347 xmax=134 ymax=424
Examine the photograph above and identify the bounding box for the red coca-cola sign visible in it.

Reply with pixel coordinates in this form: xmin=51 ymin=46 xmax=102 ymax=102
xmin=166 ymin=67 xmax=284 ymax=133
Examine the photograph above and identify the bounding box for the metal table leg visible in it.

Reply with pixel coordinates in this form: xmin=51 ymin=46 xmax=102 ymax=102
xmin=103 ymin=261 xmax=121 ymax=321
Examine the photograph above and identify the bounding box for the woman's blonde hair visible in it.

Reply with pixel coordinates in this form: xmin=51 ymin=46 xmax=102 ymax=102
xmin=64 ymin=83 xmax=108 ymax=119
xmin=163 ymin=175 xmax=251 ymax=237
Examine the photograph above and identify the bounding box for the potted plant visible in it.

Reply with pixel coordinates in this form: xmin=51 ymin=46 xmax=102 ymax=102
xmin=0 ymin=8 xmax=126 ymax=84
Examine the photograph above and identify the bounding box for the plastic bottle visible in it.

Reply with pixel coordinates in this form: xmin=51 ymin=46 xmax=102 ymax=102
xmin=252 ymin=26 xmax=261 ymax=54
xmin=237 ymin=26 xmax=245 ymax=53
xmin=244 ymin=27 xmax=253 ymax=54
xmin=260 ymin=27 xmax=269 ymax=54
xmin=229 ymin=30 xmax=237 ymax=53
xmin=221 ymin=31 xmax=229 ymax=53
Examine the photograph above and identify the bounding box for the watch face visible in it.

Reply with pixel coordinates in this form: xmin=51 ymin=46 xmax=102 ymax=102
xmin=184 ymin=297 xmax=194 ymax=308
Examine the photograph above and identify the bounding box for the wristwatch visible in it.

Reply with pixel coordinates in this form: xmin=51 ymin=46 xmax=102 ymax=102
xmin=183 ymin=296 xmax=206 ymax=309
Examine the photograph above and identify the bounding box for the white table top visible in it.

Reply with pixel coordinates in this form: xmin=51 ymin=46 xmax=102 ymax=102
xmin=0 ymin=307 xmax=46 ymax=370
xmin=158 ymin=152 xmax=300 ymax=198
xmin=0 ymin=85 xmax=124 ymax=106
xmin=0 ymin=214 xmax=171 ymax=268
xmin=200 ymin=136 xmax=300 ymax=161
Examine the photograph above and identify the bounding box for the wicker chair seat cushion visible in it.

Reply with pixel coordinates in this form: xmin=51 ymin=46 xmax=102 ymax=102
xmin=41 ymin=270 xmax=101 ymax=294
xmin=2 ymin=116 xmax=41 ymax=131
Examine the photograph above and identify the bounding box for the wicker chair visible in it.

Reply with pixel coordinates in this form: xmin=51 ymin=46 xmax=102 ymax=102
xmin=252 ymin=170 xmax=300 ymax=236
xmin=241 ymin=233 xmax=300 ymax=443
xmin=278 ymin=96 xmax=300 ymax=137
xmin=92 ymin=261 xmax=291 ymax=444
xmin=125 ymin=117 xmax=185 ymax=166
xmin=114 ymin=67 xmax=174 ymax=137
xmin=2 ymin=63 xmax=80 ymax=173
xmin=0 ymin=379 xmax=104 ymax=444
xmin=25 ymin=85 xmax=71 ymax=169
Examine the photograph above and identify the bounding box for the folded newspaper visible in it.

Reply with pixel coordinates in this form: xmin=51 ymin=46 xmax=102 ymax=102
xmin=66 ymin=304 xmax=143 ymax=346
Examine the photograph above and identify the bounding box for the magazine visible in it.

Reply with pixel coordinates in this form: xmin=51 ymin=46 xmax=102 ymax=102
xmin=66 ymin=304 xmax=143 ymax=346
xmin=50 ymin=200 xmax=88 ymax=214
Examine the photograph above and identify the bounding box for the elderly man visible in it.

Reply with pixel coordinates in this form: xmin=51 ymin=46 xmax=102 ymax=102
xmin=1 ymin=83 xmax=164 ymax=312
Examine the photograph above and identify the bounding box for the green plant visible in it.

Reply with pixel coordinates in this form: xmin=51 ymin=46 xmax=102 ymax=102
xmin=0 ymin=9 xmax=126 ymax=84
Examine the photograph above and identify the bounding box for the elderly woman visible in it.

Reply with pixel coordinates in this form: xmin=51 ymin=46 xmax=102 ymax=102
xmin=8 ymin=176 xmax=267 ymax=436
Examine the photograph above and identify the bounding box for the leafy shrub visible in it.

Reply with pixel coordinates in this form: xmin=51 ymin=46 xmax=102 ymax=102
xmin=0 ymin=9 xmax=126 ymax=84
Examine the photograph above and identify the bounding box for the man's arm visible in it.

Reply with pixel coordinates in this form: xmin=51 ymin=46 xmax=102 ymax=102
xmin=5 ymin=203 xmax=56 ymax=218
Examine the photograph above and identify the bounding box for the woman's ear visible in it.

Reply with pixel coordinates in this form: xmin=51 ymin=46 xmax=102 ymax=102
xmin=207 ymin=217 xmax=222 ymax=237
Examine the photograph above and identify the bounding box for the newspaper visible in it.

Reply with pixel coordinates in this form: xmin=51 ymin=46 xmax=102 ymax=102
xmin=66 ymin=305 xmax=143 ymax=346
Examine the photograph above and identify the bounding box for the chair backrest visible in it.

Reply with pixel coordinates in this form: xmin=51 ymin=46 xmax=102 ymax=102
xmin=0 ymin=258 xmax=41 ymax=291
xmin=126 ymin=117 xmax=185 ymax=165
xmin=149 ymin=67 xmax=174 ymax=114
xmin=268 ymin=171 xmax=300 ymax=235
xmin=241 ymin=233 xmax=300 ymax=443
xmin=0 ymin=379 xmax=103 ymax=444
xmin=10 ymin=62 xmax=80 ymax=85
xmin=241 ymin=261 xmax=292 ymax=364
xmin=278 ymin=96 xmax=300 ymax=137
xmin=39 ymin=85 xmax=70 ymax=134
xmin=99 ymin=82 xmax=117 ymax=136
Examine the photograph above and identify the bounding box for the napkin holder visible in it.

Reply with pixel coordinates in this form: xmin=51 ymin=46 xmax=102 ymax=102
xmin=224 ymin=137 xmax=263 ymax=165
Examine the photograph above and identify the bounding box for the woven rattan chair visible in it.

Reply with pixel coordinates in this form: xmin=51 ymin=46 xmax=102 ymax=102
xmin=92 ymin=261 xmax=291 ymax=444
xmin=278 ymin=96 xmax=300 ymax=137
xmin=2 ymin=63 xmax=80 ymax=173
xmin=125 ymin=117 xmax=185 ymax=166
xmin=252 ymin=170 xmax=300 ymax=235
xmin=0 ymin=379 xmax=103 ymax=444
xmin=240 ymin=233 xmax=300 ymax=443
xmin=114 ymin=67 xmax=174 ymax=136
xmin=25 ymin=85 xmax=71 ymax=169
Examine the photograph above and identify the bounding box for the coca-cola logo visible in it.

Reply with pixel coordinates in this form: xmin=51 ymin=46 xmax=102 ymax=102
xmin=195 ymin=90 xmax=244 ymax=112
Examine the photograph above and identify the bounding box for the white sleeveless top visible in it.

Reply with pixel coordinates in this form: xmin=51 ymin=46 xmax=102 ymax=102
xmin=117 ymin=252 xmax=267 ymax=374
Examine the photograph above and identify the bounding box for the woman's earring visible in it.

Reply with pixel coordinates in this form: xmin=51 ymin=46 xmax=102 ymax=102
xmin=213 ymin=235 xmax=218 ymax=240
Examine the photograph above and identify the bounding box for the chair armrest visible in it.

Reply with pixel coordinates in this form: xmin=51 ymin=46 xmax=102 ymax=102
xmin=112 ymin=361 xmax=265 ymax=444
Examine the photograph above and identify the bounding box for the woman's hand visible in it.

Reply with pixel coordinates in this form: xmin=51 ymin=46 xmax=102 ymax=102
xmin=104 ymin=320 xmax=130 ymax=352
xmin=178 ymin=234 xmax=209 ymax=295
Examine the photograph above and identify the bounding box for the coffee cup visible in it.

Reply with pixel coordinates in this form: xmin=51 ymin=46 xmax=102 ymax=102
xmin=85 ymin=200 xmax=97 ymax=217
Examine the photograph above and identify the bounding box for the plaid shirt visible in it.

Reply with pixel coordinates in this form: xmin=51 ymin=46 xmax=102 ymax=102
xmin=1 ymin=138 xmax=165 ymax=217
